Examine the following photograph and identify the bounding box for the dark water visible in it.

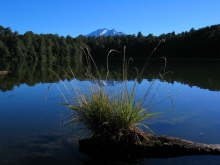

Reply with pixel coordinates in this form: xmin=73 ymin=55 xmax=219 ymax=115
xmin=1 ymin=60 xmax=220 ymax=164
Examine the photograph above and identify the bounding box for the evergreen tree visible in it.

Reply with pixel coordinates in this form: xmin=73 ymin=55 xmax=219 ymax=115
xmin=137 ymin=32 xmax=144 ymax=38
xmin=0 ymin=40 xmax=10 ymax=58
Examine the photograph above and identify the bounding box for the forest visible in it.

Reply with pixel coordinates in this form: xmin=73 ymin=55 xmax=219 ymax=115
xmin=1 ymin=24 xmax=220 ymax=67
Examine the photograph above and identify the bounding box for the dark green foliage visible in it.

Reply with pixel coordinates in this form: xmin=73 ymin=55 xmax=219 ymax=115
xmin=0 ymin=40 xmax=10 ymax=57
xmin=1 ymin=24 xmax=220 ymax=64
xmin=137 ymin=32 xmax=144 ymax=38
xmin=0 ymin=26 xmax=82 ymax=65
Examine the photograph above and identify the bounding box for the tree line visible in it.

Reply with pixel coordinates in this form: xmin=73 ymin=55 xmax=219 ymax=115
xmin=1 ymin=24 xmax=220 ymax=66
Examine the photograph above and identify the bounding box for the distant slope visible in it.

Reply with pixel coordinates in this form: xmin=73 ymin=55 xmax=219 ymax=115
xmin=87 ymin=28 xmax=125 ymax=37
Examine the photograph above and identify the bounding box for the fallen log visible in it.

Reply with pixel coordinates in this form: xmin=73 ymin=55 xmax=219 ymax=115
xmin=79 ymin=130 xmax=220 ymax=158
xmin=0 ymin=71 xmax=8 ymax=76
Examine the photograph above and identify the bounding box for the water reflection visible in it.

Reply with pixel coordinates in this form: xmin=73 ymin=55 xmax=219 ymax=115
xmin=0 ymin=60 xmax=220 ymax=164
xmin=1 ymin=60 xmax=220 ymax=92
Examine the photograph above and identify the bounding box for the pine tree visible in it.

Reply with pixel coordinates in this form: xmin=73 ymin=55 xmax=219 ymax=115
xmin=0 ymin=40 xmax=10 ymax=58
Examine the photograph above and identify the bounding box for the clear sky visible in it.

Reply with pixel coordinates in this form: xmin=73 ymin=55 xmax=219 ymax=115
xmin=1 ymin=0 xmax=220 ymax=37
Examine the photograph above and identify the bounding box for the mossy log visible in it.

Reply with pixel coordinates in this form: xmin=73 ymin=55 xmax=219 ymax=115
xmin=79 ymin=130 xmax=220 ymax=158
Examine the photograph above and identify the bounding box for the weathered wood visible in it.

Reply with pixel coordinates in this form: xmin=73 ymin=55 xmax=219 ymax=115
xmin=79 ymin=132 xmax=220 ymax=158
xmin=0 ymin=71 xmax=8 ymax=76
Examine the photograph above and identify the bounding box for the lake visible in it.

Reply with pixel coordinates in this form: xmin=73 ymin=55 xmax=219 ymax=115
xmin=0 ymin=60 xmax=220 ymax=164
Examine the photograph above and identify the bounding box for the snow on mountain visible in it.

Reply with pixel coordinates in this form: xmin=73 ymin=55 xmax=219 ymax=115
xmin=87 ymin=28 xmax=125 ymax=37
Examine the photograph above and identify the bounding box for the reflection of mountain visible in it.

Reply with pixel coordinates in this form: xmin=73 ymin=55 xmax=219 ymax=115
xmin=90 ymin=80 xmax=120 ymax=86
xmin=1 ymin=60 xmax=220 ymax=91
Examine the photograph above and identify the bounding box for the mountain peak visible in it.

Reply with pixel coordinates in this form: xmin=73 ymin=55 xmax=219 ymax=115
xmin=87 ymin=28 xmax=125 ymax=37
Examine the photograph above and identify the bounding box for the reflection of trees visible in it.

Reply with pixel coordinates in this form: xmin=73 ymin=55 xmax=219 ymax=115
xmin=145 ymin=61 xmax=220 ymax=91
xmin=1 ymin=60 xmax=220 ymax=92
xmin=0 ymin=59 xmax=84 ymax=91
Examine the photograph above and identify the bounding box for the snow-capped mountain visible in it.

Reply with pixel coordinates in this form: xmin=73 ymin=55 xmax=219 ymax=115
xmin=87 ymin=28 xmax=125 ymax=37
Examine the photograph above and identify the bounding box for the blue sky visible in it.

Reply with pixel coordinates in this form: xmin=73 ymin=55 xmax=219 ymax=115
xmin=1 ymin=0 xmax=220 ymax=36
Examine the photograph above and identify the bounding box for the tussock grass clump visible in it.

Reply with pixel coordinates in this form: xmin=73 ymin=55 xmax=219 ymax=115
xmin=68 ymin=86 xmax=156 ymax=140
xmin=63 ymin=46 xmax=163 ymax=143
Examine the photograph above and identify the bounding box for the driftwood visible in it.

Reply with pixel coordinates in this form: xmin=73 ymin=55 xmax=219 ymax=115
xmin=0 ymin=71 xmax=8 ymax=76
xmin=79 ymin=129 xmax=220 ymax=158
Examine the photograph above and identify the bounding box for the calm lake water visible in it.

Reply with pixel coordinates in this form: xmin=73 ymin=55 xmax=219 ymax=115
xmin=1 ymin=60 xmax=220 ymax=164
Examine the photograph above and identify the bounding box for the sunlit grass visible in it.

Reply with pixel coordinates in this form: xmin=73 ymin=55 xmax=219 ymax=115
xmin=67 ymin=83 xmax=158 ymax=139
xmin=60 ymin=45 xmax=164 ymax=142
